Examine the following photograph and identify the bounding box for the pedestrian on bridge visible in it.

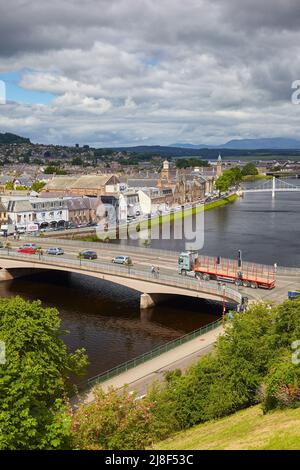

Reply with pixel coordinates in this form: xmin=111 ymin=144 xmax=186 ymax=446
xmin=156 ymin=266 xmax=160 ymax=278
xmin=151 ymin=265 xmax=155 ymax=277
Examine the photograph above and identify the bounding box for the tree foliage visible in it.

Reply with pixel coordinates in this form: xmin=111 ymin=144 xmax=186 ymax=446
xmin=215 ymin=167 xmax=243 ymax=193
xmin=31 ymin=181 xmax=46 ymax=192
xmin=175 ymin=158 xmax=210 ymax=169
xmin=0 ymin=296 xmax=87 ymax=449
xmin=242 ymin=162 xmax=259 ymax=176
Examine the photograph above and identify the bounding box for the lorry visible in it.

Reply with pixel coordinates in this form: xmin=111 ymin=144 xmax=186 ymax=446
xmin=178 ymin=252 xmax=276 ymax=289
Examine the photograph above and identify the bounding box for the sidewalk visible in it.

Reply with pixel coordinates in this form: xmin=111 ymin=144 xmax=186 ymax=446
xmin=82 ymin=325 xmax=223 ymax=403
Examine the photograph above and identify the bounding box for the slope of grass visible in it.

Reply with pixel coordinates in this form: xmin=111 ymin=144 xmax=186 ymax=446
xmin=153 ymin=405 xmax=300 ymax=450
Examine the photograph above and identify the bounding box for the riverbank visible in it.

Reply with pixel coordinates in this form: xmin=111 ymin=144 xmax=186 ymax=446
xmin=83 ymin=194 xmax=239 ymax=243
xmin=242 ymin=174 xmax=272 ymax=182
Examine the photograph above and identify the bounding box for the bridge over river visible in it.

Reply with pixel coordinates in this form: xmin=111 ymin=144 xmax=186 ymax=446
xmin=240 ymin=176 xmax=300 ymax=198
xmin=0 ymin=237 xmax=299 ymax=307
xmin=0 ymin=250 xmax=243 ymax=309
xmin=1 ymin=238 xmax=299 ymax=401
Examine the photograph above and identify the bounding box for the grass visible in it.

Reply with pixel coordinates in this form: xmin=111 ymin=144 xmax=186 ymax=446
xmin=153 ymin=405 xmax=300 ymax=450
xmin=81 ymin=194 xmax=239 ymax=242
xmin=242 ymin=174 xmax=272 ymax=182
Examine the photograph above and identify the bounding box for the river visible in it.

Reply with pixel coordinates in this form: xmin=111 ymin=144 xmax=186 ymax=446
xmin=119 ymin=177 xmax=300 ymax=267
xmin=1 ymin=178 xmax=299 ymax=381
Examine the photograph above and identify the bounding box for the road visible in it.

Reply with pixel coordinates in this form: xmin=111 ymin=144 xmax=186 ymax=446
xmin=4 ymin=236 xmax=300 ymax=305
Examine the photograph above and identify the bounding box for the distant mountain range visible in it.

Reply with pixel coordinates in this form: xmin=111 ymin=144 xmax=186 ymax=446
xmin=171 ymin=138 xmax=300 ymax=150
xmin=0 ymin=132 xmax=31 ymax=144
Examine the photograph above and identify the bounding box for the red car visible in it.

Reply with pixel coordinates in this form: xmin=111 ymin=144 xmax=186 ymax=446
xmin=18 ymin=243 xmax=38 ymax=254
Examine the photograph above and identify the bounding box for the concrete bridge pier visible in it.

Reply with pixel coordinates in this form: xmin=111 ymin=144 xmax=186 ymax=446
xmin=0 ymin=268 xmax=15 ymax=281
xmin=140 ymin=293 xmax=157 ymax=309
xmin=140 ymin=292 xmax=175 ymax=309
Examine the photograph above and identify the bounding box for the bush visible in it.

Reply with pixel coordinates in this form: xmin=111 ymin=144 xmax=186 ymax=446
xmin=261 ymin=353 xmax=300 ymax=412
xmin=71 ymin=387 xmax=166 ymax=450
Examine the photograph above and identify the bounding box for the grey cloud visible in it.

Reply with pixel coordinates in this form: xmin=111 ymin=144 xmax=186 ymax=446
xmin=1 ymin=0 xmax=300 ymax=145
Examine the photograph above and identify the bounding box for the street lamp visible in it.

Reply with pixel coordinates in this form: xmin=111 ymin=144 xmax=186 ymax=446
xmin=222 ymin=285 xmax=226 ymax=328
xmin=238 ymin=249 xmax=242 ymax=268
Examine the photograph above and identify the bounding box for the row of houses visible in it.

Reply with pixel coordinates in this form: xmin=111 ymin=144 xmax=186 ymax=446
xmin=0 ymin=161 xmax=222 ymax=232
xmin=0 ymin=196 xmax=102 ymax=230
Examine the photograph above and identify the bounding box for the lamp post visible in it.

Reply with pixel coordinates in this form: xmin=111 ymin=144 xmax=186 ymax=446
xmin=238 ymin=249 xmax=242 ymax=268
xmin=222 ymin=285 xmax=226 ymax=328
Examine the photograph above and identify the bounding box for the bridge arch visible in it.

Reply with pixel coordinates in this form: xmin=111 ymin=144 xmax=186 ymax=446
xmin=0 ymin=255 xmax=242 ymax=309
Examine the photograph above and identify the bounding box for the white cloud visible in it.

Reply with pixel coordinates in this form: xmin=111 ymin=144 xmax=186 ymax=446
xmin=1 ymin=0 xmax=300 ymax=145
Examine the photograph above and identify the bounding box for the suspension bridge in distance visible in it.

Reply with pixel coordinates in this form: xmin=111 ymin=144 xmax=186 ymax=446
xmin=240 ymin=176 xmax=300 ymax=198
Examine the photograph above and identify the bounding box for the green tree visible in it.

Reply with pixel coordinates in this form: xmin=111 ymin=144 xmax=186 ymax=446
xmin=215 ymin=174 xmax=231 ymax=193
xmin=215 ymin=167 xmax=242 ymax=193
xmin=71 ymin=157 xmax=84 ymax=166
xmin=5 ymin=181 xmax=14 ymax=190
xmin=44 ymin=166 xmax=67 ymax=175
xmin=242 ymin=162 xmax=259 ymax=176
xmin=0 ymin=296 xmax=88 ymax=449
xmin=31 ymin=181 xmax=46 ymax=192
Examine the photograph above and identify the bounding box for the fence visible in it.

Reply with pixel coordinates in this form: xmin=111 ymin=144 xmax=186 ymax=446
xmin=21 ymin=235 xmax=300 ymax=274
xmin=82 ymin=318 xmax=222 ymax=390
xmin=0 ymin=250 xmax=243 ymax=305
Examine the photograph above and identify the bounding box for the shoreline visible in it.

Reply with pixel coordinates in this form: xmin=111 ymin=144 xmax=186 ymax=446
xmin=83 ymin=193 xmax=239 ymax=243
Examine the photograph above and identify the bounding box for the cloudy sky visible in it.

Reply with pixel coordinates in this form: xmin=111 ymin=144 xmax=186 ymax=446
xmin=1 ymin=0 xmax=300 ymax=146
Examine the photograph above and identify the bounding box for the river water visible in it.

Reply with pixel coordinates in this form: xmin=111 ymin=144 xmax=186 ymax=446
xmin=120 ymin=178 xmax=300 ymax=267
xmin=1 ymin=178 xmax=299 ymax=381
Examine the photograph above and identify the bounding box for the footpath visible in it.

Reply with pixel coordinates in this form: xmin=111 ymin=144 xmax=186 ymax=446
xmin=82 ymin=325 xmax=223 ymax=403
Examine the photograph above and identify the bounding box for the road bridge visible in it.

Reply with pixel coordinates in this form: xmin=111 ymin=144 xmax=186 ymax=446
xmin=0 ymin=251 xmax=243 ymax=309
xmin=2 ymin=237 xmax=299 ymax=305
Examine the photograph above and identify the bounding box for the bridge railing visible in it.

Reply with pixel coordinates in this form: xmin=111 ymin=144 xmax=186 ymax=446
xmin=21 ymin=235 xmax=175 ymax=258
xmin=0 ymin=250 xmax=243 ymax=305
xmin=79 ymin=318 xmax=222 ymax=391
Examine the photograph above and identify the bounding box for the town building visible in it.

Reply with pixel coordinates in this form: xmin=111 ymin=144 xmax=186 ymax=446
xmin=43 ymin=174 xmax=120 ymax=197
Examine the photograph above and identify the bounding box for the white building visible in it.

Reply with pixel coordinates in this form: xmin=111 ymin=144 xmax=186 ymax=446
xmin=5 ymin=197 xmax=69 ymax=230
xmin=118 ymin=192 xmax=140 ymax=220
xmin=30 ymin=197 xmax=68 ymax=228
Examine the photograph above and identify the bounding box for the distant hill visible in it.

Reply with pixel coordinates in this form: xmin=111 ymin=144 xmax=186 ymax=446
xmin=114 ymin=145 xmax=211 ymax=157
xmin=0 ymin=132 xmax=31 ymax=145
xmin=222 ymin=138 xmax=300 ymax=150
xmin=111 ymin=144 xmax=300 ymax=159
xmin=171 ymin=138 xmax=300 ymax=150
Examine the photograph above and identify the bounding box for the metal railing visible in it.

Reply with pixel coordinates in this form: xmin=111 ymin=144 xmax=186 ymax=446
xmin=0 ymin=250 xmax=243 ymax=304
xmin=82 ymin=318 xmax=222 ymax=390
xmin=18 ymin=236 xmax=300 ymax=274
xmin=22 ymin=235 xmax=174 ymax=257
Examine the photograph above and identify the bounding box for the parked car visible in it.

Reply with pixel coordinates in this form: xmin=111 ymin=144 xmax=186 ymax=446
xmin=46 ymin=247 xmax=64 ymax=256
xmin=66 ymin=223 xmax=77 ymax=229
xmin=80 ymin=250 xmax=98 ymax=260
xmin=18 ymin=243 xmax=38 ymax=254
xmin=111 ymin=255 xmax=132 ymax=265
